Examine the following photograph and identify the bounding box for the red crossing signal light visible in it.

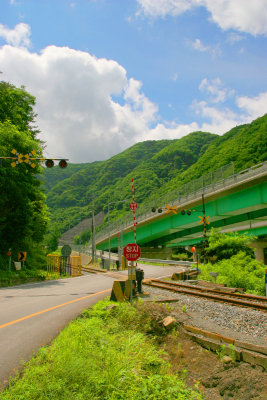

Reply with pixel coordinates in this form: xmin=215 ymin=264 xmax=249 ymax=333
xmin=59 ymin=159 xmax=68 ymax=168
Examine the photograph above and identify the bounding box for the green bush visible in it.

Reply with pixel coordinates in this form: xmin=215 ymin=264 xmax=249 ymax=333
xmin=199 ymin=251 xmax=265 ymax=295
xmin=74 ymin=228 xmax=91 ymax=245
xmin=0 ymin=243 xmax=47 ymax=286
xmin=205 ymin=228 xmax=255 ymax=261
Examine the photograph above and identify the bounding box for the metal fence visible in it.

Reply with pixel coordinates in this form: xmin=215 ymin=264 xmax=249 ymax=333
xmin=47 ymin=254 xmax=82 ymax=277
xmin=95 ymin=161 xmax=267 ymax=244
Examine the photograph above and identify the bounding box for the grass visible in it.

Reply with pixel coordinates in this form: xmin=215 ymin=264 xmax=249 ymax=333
xmin=1 ymin=299 xmax=204 ymax=400
xmin=0 ymin=268 xmax=47 ymax=287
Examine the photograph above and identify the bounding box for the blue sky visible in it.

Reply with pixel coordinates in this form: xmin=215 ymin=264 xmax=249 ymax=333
xmin=0 ymin=0 xmax=266 ymax=162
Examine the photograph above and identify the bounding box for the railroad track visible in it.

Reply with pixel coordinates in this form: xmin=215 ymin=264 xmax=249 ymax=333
xmin=81 ymin=266 xmax=106 ymax=274
xmin=143 ymin=279 xmax=267 ymax=312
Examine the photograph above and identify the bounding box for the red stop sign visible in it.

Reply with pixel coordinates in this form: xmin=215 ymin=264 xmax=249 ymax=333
xmin=130 ymin=201 xmax=138 ymax=211
xmin=123 ymin=243 xmax=141 ymax=261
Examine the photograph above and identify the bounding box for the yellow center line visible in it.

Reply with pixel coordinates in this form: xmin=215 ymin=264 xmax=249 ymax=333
xmin=0 ymin=288 xmax=111 ymax=329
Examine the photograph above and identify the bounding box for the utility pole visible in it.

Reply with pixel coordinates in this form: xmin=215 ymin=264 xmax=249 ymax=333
xmin=91 ymin=198 xmax=96 ymax=264
xmin=202 ymin=194 xmax=209 ymax=263
xmin=108 ymin=201 xmax=111 ymax=270
xmin=107 ymin=199 xmax=129 ymax=270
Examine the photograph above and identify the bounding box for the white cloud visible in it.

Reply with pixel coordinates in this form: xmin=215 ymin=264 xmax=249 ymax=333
xmin=0 ymin=23 xmax=31 ymax=48
xmin=199 ymin=78 xmax=235 ymax=103
xmin=136 ymin=0 xmax=195 ymax=18
xmin=137 ymin=0 xmax=267 ymax=35
xmin=139 ymin=121 xmax=200 ymax=141
xmin=227 ymin=32 xmax=245 ymax=44
xmin=192 ymin=90 xmax=267 ymax=134
xmin=192 ymin=38 xmax=209 ymax=52
xmin=0 ymin=44 xmax=159 ymax=162
xmin=190 ymin=38 xmax=221 ymax=58
xmin=192 ymin=100 xmax=242 ymax=133
xmin=236 ymin=92 xmax=267 ymax=120
xmin=0 ymin=26 xmax=265 ymax=163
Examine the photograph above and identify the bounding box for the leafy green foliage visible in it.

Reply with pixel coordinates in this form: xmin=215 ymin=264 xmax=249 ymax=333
xmin=39 ymin=163 xmax=86 ymax=191
xmin=74 ymin=228 xmax=91 ymax=245
xmin=0 ymin=81 xmax=39 ymax=138
xmin=0 ymin=121 xmax=48 ymax=256
xmin=45 ymin=226 xmax=61 ymax=252
xmin=163 ymin=114 xmax=267 ymax=194
xmin=1 ymin=300 xmax=203 ymax=400
xmin=199 ymin=251 xmax=266 ymax=295
xmin=0 ymin=82 xmax=49 ymax=270
xmin=206 ymin=228 xmax=255 ymax=261
xmin=0 ymin=243 xmax=47 ymax=287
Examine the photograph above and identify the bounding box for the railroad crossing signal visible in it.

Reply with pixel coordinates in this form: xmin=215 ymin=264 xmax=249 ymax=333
xmin=181 ymin=209 xmax=194 ymax=215
xmin=0 ymin=149 xmax=69 ymax=169
xmin=152 ymin=205 xmax=194 ymax=215
xmin=11 ymin=149 xmax=37 ymax=168
xmin=198 ymin=215 xmax=210 ymax=225
xmin=165 ymin=204 xmax=179 ymax=214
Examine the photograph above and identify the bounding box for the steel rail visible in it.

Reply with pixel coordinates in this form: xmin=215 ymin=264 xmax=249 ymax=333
xmin=149 ymin=279 xmax=267 ymax=302
xmin=143 ymin=280 xmax=267 ymax=311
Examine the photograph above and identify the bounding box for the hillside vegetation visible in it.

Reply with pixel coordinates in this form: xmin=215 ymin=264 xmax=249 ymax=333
xmin=42 ymin=114 xmax=267 ymax=235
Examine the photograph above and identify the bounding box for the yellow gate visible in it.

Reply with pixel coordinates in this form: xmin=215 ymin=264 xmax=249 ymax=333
xmin=46 ymin=255 xmax=82 ymax=277
xmin=70 ymin=256 xmax=82 ymax=277
xmin=47 ymin=254 xmax=60 ymax=278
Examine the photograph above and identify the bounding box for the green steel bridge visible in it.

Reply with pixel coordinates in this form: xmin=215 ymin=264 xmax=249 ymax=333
xmin=95 ymin=161 xmax=267 ymax=255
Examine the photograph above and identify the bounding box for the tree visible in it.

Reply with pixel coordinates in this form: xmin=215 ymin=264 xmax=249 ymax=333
xmin=205 ymin=228 xmax=255 ymax=261
xmin=0 ymin=82 xmax=48 ymax=263
xmin=0 ymin=81 xmax=39 ymax=138
xmin=74 ymin=229 xmax=91 ymax=245
xmin=46 ymin=227 xmax=61 ymax=253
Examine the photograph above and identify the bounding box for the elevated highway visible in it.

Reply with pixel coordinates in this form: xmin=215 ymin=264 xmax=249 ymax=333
xmin=95 ymin=162 xmax=267 ymax=257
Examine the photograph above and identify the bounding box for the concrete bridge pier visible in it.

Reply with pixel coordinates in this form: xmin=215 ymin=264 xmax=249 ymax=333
xmin=248 ymin=240 xmax=267 ymax=265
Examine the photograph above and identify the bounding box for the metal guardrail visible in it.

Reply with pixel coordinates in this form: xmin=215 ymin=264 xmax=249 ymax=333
xmin=71 ymin=244 xmax=197 ymax=267
xmin=95 ymin=161 xmax=267 ymax=243
xmin=139 ymin=258 xmax=196 ymax=267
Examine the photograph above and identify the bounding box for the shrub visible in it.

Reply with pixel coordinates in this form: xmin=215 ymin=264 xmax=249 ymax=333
xmin=199 ymin=251 xmax=265 ymax=295
xmin=205 ymin=228 xmax=255 ymax=261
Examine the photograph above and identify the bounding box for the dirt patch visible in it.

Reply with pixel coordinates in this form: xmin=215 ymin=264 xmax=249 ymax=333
xmin=159 ymin=317 xmax=267 ymax=400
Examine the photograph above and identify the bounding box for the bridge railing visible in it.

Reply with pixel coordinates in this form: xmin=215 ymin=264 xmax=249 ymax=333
xmin=95 ymin=161 xmax=267 ymax=243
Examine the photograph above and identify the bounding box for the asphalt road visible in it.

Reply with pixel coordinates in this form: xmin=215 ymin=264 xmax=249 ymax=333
xmin=0 ymin=264 xmax=181 ymax=388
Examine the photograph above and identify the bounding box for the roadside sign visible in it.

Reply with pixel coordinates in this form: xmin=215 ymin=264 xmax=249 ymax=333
xmin=130 ymin=201 xmax=138 ymax=211
xmin=61 ymin=245 xmax=72 ymax=257
xmin=265 ymin=274 xmax=267 ymax=284
xmin=18 ymin=251 xmax=27 ymax=261
xmin=123 ymin=243 xmax=141 ymax=261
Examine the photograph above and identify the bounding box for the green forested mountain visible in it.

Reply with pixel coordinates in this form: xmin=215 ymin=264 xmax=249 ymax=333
xmin=158 ymin=114 xmax=267 ymax=195
xmin=42 ymin=114 xmax=267 ymax=235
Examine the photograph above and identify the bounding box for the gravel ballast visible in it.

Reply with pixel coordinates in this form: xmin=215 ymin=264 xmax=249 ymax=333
xmin=143 ymin=285 xmax=267 ymax=347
